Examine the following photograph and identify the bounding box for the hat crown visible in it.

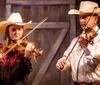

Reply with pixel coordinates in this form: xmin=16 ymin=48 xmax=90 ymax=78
xmin=7 ymin=13 xmax=23 ymax=23
xmin=79 ymin=1 xmax=98 ymax=11
xmin=68 ymin=1 xmax=100 ymax=16
xmin=0 ymin=12 xmax=32 ymax=33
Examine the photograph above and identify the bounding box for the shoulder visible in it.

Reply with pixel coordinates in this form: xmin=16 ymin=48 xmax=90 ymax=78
xmin=66 ymin=36 xmax=79 ymax=50
xmin=70 ymin=37 xmax=79 ymax=45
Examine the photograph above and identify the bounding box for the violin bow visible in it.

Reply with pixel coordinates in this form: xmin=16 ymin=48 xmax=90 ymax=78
xmin=2 ymin=17 xmax=48 ymax=57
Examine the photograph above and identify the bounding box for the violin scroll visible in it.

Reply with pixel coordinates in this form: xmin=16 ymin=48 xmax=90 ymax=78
xmin=82 ymin=27 xmax=95 ymax=44
xmin=32 ymin=48 xmax=43 ymax=62
xmin=85 ymin=28 xmax=95 ymax=43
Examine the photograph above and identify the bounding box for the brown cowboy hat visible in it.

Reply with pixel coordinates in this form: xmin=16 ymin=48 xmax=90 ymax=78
xmin=0 ymin=12 xmax=32 ymax=33
xmin=68 ymin=1 xmax=100 ymax=16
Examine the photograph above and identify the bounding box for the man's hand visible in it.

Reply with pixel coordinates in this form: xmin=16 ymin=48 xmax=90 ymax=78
xmin=78 ymin=34 xmax=88 ymax=49
xmin=56 ymin=57 xmax=70 ymax=71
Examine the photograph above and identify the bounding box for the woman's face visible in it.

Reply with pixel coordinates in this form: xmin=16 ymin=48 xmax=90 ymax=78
xmin=9 ymin=25 xmax=23 ymax=41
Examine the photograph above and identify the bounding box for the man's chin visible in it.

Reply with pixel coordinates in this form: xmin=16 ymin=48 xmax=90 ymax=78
xmin=81 ymin=26 xmax=90 ymax=30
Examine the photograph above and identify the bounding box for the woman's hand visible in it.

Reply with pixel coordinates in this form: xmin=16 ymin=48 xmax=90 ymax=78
xmin=0 ymin=54 xmax=2 ymax=58
xmin=24 ymin=43 xmax=35 ymax=59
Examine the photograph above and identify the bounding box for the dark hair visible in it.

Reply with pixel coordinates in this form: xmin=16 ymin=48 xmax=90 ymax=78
xmin=93 ymin=13 xmax=98 ymax=16
xmin=4 ymin=25 xmax=11 ymax=40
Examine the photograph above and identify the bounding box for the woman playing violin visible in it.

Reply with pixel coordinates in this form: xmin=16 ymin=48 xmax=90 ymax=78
xmin=0 ymin=12 xmax=39 ymax=85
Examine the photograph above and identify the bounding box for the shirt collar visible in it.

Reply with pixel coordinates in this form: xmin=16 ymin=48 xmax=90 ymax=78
xmin=94 ymin=25 xmax=99 ymax=32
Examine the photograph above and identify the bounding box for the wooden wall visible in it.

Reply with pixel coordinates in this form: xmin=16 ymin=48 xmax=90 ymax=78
xmin=4 ymin=0 xmax=76 ymax=85
xmin=0 ymin=0 xmax=6 ymax=42
xmin=0 ymin=0 xmax=5 ymax=20
xmin=1 ymin=0 xmax=100 ymax=85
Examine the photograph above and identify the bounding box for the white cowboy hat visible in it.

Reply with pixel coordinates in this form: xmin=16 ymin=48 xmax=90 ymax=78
xmin=0 ymin=12 xmax=32 ymax=33
xmin=68 ymin=1 xmax=100 ymax=16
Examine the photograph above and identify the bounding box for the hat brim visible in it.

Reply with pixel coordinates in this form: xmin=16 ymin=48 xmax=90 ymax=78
xmin=68 ymin=7 xmax=100 ymax=17
xmin=0 ymin=21 xmax=32 ymax=33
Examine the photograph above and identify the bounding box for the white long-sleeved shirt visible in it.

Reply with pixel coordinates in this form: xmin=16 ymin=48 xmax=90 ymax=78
xmin=63 ymin=26 xmax=100 ymax=83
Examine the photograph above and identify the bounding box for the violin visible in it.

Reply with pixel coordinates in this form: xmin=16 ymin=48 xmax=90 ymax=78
xmin=6 ymin=39 xmax=43 ymax=62
xmin=82 ymin=27 xmax=96 ymax=44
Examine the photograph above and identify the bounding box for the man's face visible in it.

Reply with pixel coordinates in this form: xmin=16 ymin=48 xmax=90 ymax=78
xmin=9 ymin=25 xmax=23 ymax=41
xmin=79 ymin=13 xmax=98 ymax=30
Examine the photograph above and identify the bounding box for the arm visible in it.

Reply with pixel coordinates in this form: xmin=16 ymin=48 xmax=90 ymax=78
xmin=82 ymin=39 xmax=100 ymax=72
xmin=22 ymin=42 xmax=34 ymax=74
xmin=56 ymin=55 xmax=70 ymax=71
xmin=24 ymin=43 xmax=35 ymax=59
xmin=56 ymin=37 xmax=77 ymax=71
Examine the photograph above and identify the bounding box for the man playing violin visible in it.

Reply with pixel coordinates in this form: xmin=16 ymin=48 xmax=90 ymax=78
xmin=0 ymin=12 xmax=40 ymax=85
xmin=56 ymin=1 xmax=100 ymax=85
